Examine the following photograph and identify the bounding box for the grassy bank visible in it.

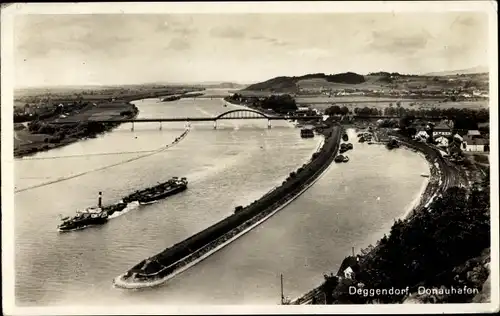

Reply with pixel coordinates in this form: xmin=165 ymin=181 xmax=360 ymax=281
xmin=14 ymin=102 xmax=139 ymax=158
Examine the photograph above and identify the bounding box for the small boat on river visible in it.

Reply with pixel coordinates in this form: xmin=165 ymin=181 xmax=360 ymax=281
xmin=58 ymin=202 xmax=127 ymax=232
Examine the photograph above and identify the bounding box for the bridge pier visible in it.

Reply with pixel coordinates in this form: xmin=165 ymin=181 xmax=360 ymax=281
xmin=268 ymin=120 xmax=271 ymax=129
xmin=213 ymin=121 xmax=217 ymax=129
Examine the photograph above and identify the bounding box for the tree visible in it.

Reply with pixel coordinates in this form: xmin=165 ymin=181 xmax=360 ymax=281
xmin=339 ymin=106 xmax=349 ymax=115
xmin=325 ymin=105 xmax=341 ymax=116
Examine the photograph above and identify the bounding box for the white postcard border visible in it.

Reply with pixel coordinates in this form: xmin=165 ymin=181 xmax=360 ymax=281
xmin=1 ymin=1 xmax=498 ymax=315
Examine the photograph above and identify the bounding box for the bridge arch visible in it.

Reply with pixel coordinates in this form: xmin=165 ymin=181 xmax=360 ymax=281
xmin=215 ymin=109 xmax=270 ymax=120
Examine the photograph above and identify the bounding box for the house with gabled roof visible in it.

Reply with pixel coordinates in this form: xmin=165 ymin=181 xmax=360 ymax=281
xmin=433 ymin=120 xmax=453 ymax=137
xmin=467 ymin=130 xmax=481 ymax=138
xmin=462 ymin=135 xmax=489 ymax=152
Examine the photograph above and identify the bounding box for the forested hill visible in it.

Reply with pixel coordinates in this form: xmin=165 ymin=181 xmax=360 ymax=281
xmin=243 ymin=72 xmax=366 ymax=92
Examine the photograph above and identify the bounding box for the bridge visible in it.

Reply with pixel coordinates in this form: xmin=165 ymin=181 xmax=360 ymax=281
xmin=49 ymin=108 xmax=446 ymax=131
xmin=51 ymin=109 xmax=323 ymax=131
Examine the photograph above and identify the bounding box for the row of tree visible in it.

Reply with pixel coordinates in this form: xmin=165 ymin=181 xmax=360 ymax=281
xmin=226 ymin=94 xmax=299 ymax=113
xmin=323 ymin=104 xmax=489 ymax=131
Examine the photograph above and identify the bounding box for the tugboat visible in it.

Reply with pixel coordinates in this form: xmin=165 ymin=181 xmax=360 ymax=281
xmin=343 ymin=155 xmax=349 ymax=163
xmin=347 ymin=143 xmax=353 ymax=150
xmin=123 ymin=177 xmax=188 ymax=204
xmin=57 ymin=192 xmax=126 ymax=232
xmin=58 ymin=208 xmax=109 ymax=232
xmin=342 ymin=133 xmax=349 ymax=142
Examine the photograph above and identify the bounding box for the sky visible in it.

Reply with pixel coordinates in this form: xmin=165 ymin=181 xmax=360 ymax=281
xmin=14 ymin=12 xmax=490 ymax=87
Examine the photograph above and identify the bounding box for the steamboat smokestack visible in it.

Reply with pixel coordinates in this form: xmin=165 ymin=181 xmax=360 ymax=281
xmin=98 ymin=191 xmax=102 ymax=208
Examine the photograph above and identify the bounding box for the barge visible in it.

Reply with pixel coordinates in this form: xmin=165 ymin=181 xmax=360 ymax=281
xmin=113 ymin=126 xmax=343 ymax=289
xmin=122 ymin=177 xmax=188 ymax=204
xmin=300 ymin=128 xmax=314 ymax=138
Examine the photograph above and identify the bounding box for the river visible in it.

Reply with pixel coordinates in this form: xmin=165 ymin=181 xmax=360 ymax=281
xmin=13 ymin=90 xmax=429 ymax=305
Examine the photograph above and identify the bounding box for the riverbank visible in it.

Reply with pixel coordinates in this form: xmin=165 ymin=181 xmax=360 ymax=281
xmin=14 ymin=102 xmax=139 ymax=158
xmin=113 ymin=125 xmax=342 ymax=289
xmin=13 ymin=87 xmax=205 ymax=159
xmin=290 ymin=134 xmax=449 ymax=305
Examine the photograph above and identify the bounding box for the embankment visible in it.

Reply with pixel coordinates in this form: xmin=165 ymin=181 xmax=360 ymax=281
xmin=290 ymin=138 xmax=451 ymax=305
xmin=113 ymin=125 xmax=342 ymax=289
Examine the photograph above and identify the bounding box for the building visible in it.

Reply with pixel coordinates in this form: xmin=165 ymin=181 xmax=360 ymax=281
xmin=435 ymin=136 xmax=449 ymax=148
xmin=467 ymin=130 xmax=481 ymax=138
xmin=415 ymin=130 xmax=429 ymax=142
xmin=433 ymin=121 xmax=453 ymax=137
xmin=462 ymin=136 xmax=489 ymax=152
xmin=453 ymin=133 xmax=464 ymax=142
xmin=296 ymin=106 xmax=310 ymax=113
xmin=478 ymin=122 xmax=490 ymax=133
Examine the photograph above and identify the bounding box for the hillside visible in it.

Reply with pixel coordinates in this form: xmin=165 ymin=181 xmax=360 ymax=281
xmin=241 ymin=70 xmax=489 ymax=98
xmin=243 ymin=72 xmax=365 ymax=93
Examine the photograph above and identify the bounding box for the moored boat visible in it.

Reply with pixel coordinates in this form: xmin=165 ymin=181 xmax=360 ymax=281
xmin=334 ymin=155 xmax=345 ymax=163
xmin=300 ymin=128 xmax=314 ymax=138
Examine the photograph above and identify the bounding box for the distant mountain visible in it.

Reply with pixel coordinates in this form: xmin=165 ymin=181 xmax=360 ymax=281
xmin=425 ymin=66 xmax=489 ymax=76
xmin=201 ymin=82 xmax=248 ymax=89
xmin=243 ymin=72 xmax=366 ymax=92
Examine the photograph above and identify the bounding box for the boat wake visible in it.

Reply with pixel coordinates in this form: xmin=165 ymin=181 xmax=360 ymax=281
xmin=138 ymin=200 xmax=158 ymax=206
xmin=58 ymin=225 xmax=92 ymax=233
xmin=107 ymin=201 xmax=140 ymax=219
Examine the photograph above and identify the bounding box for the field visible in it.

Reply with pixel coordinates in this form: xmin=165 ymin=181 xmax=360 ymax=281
xmin=240 ymin=72 xmax=490 ymax=107
xmin=54 ymin=102 xmax=134 ymax=123
xmin=296 ymin=96 xmax=488 ymax=110
xmin=14 ymin=129 xmax=49 ymax=148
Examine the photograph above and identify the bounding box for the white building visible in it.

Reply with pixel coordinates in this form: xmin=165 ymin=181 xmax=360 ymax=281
xmin=435 ymin=136 xmax=449 ymax=148
xmin=343 ymin=266 xmax=355 ymax=279
xmin=415 ymin=131 xmax=429 ymax=142
xmin=467 ymin=130 xmax=481 ymax=138
xmin=296 ymin=106 xmax=310 ymax=112
xmin=453 ymin=134 xmax=464 ymax=142
xmin=462 ymin=136 xmax=489 ymax=152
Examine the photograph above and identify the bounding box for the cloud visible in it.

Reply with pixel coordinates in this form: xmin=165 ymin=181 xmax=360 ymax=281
xmin=250 ymin=35 xmax=291 ymax=47
xmin=156 ymin=19 xmax=197 ymax=36
xmin=209 ymin=26 xmax=245 ymax=39
xmin=369 ymin=30 xmax=430 ymax=55
xmin=166 ymin=38 xmax=191 ymax=51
